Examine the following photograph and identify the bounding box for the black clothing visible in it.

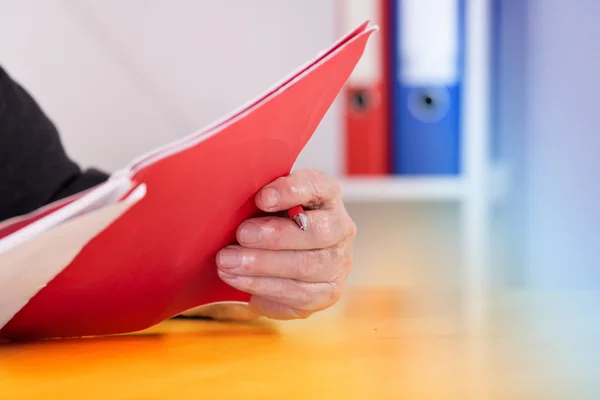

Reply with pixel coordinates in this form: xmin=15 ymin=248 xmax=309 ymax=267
xmin=0 ymin=66 xmax=108 ymax=222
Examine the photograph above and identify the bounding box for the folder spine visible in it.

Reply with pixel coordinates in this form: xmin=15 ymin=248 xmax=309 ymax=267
xmin=389 ymin=0 xmax=465 ymax=175
xmin=342 ymin=0 xmax=392 ymax=176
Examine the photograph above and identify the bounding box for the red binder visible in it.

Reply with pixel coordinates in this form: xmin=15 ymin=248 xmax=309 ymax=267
xmin=0 ymin=21 xmax=376 ymax=340
xmin=341 ymin=0 xmax=391 ymax=175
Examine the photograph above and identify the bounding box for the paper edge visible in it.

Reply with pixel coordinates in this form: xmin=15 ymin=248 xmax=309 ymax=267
xmin=0 ymin=176 xmax=133 ymax=255
xmin=126 ymin=20 xmax=377 ymax=173
xmin=0 ymin=185 xmax=146 ymax=332
xmin=0 ymin=21 xmax=376 ymax=251
xmin=0 ymin=191 xmax=86 ymax=233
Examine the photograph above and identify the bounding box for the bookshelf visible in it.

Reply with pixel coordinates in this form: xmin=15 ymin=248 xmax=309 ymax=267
xmin=337 ymin=0 xmax=496 ymax=331
xmin=341 ymin=164 xmax=510 ymax=204
xmin=341 ymin=177 xmax=465 ymax=202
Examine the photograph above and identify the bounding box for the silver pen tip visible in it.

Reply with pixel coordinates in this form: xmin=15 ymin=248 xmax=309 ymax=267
xmin=293 ymin=213 xmax=308 ymax=231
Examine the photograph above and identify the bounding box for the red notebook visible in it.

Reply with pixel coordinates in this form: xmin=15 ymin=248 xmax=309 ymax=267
xmin=0 ymin=21 xmax=377 ymax=340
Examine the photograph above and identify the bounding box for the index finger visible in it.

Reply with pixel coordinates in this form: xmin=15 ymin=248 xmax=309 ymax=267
xmin=255 ymin=169 xmax=341 ymax=213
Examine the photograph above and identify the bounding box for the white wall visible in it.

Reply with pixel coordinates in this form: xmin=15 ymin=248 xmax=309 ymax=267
xmin=0 ymin=0 xmax=342 ymax=175
xmin=525 ymin=0 xmax=600 ymax=289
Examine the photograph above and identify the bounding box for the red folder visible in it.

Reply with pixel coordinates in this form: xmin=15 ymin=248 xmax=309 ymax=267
xmin=0 ymin=21 xmax=377 ymax=340
xmin=341 ymin=1 xmax=391 ymax=175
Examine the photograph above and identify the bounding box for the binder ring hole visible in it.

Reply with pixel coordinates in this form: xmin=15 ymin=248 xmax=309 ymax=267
xmin=408 ymin=87 xmax=451 ymax=123
xmin=352 ymin=91 xmax=368 ymax=110
xmin=349 ymin=88 xmax=379 ymax=114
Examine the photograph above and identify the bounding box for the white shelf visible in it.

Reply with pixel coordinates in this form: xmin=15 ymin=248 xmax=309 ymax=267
xmin=339 ymin=164 xmax=511 ymax=203
xmin=340 ymin=177 xmax=466 ymax=202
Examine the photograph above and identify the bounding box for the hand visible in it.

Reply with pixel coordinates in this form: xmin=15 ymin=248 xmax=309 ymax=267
xmin=214 ymin=169 xmax=357 ymax=320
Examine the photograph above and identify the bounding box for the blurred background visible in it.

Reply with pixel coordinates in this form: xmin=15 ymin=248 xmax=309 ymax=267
xmin=1 ymin=0 xmax=599 ymax=304
xmin=2 ymin=0 xmax=600 ymax=396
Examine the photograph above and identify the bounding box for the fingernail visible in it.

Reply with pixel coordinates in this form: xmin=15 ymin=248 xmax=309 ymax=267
xmin=261 ymin=187 xmax=280 ymax=208
xmin=218 ymin=248 xmax=242 ymax=269
xmin=239 ymin=222 xmax=261 ymax=244
xmin=218 ymin=270 xmax=239 ymax=282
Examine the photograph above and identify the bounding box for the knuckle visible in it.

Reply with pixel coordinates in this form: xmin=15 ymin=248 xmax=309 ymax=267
xmin=292 ymin=283 xmax=314 ymax=309
xmin=297 ymin=291 xmax=314 ymax=309
xmin=327 ymin=245 xmax=343 ymax=265
xmin=345 ymin=250 xmax=354 ymax=271
xmin=307 ymin=169 xmax=324 ymax=199
xmin=270 ymin=217 xmax=285 ymax=234
xmin=260 ymin=218 xmax=284 ymax=247
xmin=280 ymin=176 xmax=299 ymax=198
xmin=330 ymin=245 xmax=352 ymax=284
xmin=348 ymin=219 xmax=358 ymax=239
xmin=276 ymin=278 xmax=312 ymax=309
xmin=296 ymin=251 xmax=314 ymax=280
xmin=273 ymin=278 xmax=288 ymax=301
xmin=291 ymin=308 xmax=313 ymax=319
xmin=313 ymin=214 xmax=334 ymax=243
xmin=311 ymin=248 xmax=329 ymax=267
xmin=315 ymin=170 xmax=341 ymax=200
xmin=244 ymin=276 xmax=260 ymax=292
xmin=299 ymin=247 xmax=343 ymax=281
xmin=326 ymin=281 xmax=343 ymax=306
xmin=311 ymin=168 xmax=329 ymax=184
xmin=330 ymin=175 xmax=342 ymax=196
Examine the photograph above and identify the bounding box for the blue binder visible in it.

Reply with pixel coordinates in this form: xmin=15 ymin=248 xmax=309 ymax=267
xmin=389 ymin=0 xmax=465 ymax=175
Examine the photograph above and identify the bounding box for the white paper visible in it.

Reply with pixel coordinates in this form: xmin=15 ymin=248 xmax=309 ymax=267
xmin=0 ymin=193 xmax=143 ymax=330
xmin=0 ymin=175 xmax=133 ymax=255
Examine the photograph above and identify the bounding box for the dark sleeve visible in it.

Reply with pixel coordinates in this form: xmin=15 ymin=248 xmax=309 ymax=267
xmin=0 ymin=65 xmax=109 ymax=222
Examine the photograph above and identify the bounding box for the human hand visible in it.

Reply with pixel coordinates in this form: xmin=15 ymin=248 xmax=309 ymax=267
xmin=212 ymin=169 xmax=357 ymax=320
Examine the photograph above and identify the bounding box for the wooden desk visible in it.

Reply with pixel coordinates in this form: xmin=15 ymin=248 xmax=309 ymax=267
xmin=1 ymin=288 xmax=599 ymax=399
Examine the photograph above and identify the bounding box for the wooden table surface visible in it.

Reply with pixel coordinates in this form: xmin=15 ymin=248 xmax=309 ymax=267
xmin=1 ymin=287 xmax=599 ymax=399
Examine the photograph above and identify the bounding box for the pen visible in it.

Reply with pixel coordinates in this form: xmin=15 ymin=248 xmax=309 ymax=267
xmin=288 ymin=205 xmax=308 ymax=231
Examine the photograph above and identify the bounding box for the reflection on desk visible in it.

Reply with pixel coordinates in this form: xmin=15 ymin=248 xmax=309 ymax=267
xmin=1 ymin=287 xmax=599 ymax=399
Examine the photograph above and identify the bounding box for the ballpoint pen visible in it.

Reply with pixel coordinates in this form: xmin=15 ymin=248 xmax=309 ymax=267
xmin=288 ymin=205 xmax=308 ymax=231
